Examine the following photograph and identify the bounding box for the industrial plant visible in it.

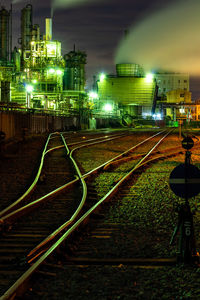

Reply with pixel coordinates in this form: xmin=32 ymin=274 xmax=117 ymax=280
xmin=0 ymin=4 xmax=87 ymax=112
xmin=0 ymin=2 xmax=199 ymax=131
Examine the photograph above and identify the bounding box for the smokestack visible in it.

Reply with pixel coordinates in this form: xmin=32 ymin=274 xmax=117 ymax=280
xmin=21 ymin=4 xmax=32 ymax=51
xmin=46 ymin=18 xmax=52 ymax=41
xmin=0 ymin=7 xmax=10 ymax=61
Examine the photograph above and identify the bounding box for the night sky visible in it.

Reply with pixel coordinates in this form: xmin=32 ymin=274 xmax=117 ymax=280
xmin=2 ymin=0 xmax=200 ymax=99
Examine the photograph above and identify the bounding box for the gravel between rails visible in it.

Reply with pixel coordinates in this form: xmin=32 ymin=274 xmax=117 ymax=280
xmin=2 ymin=130 xmax=200 ymax=299
xmin=24 ymin=153 xmax=200 ymax=300
xmin=0 ymin=134 xmax=47 ymax=211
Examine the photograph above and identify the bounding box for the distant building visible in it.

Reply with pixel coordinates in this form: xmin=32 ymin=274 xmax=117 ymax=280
xmin=154 ymin=72 xmax=192 ymax=121
xmin=166 ymin=89 xmax=191 ymax=104
xmin=97 ymin=63 xmax=156 ymax=117
xmin=155 ymin=72 xmax=189 ymax=100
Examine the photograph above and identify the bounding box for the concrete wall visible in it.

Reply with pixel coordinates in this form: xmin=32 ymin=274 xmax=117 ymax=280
xmin=0 ymin=111 xmax=79 ymax=140
xmin=0 ymin=111 xmax=121 ymax=141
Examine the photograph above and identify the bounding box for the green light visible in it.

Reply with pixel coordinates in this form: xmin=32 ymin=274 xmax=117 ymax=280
xmin=56 ymin=69 xmax=62 ymax=75
xmin=89 ymin=91 xmax=98 ymax=99
xmin=100 ymin=73 xmax=105 ymax=82
xmin=146 ymin=73 xmax=154 ymax=82
xmin=49 ymin=68 xmax=55 ymax=74
xmin=32 ymin=79 xmax=37 ymax=83
xmin=26 ymin=84 xmax=33 ymax=93
xmin=104 ymin=103 xmax=112 ymax=112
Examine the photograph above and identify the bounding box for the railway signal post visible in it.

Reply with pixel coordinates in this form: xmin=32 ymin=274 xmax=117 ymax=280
xmin=169 ymin=136 xmax=200 ymax=264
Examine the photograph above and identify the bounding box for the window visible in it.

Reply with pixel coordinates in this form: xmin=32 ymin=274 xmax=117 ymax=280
xmin=184 ymin=80 xmax=187 ymax=83
xmin=47 ymin=84 xmax=55 ymax=92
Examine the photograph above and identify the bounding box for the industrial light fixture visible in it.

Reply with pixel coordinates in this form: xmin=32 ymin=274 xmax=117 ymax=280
xmin=89 ymin=91 xmax=98 ymax=99
xmin=145 ymin=73 xmax=154 ymax=83
xmin=153 ymin=113 xmax=161 ymax=120
xmin=56 ymin=69 xmax=62 ymax=75
xmin=104 ymin=103 xmax=112 ymax=112
xmin=99 ymin=73 xmax=105 ymax=82
xmin=26 ymin=84 xmax=34 ymax=93
xmin=48 ymin=68 xmax=55 ymax=74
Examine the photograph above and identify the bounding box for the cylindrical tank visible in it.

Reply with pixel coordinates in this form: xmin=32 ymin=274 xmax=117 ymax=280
xmin=0 ymin=8 xmax=10 ymax=61
xmin=116 ymin=63 xmax=144 ymax=77
xmin=46 ymin=18 xmax=52 ymax=41
xmin=21 ymin=4 xmax=32 ymax=51
xmin=63 ymin=51 xmax=86 ymax=91
xmin=1 ymin=81 xmax=10 ymax=102
xmin=32 ymin=24 xmax=40 ymax=41
xmin=12 ymin=47 xmax=21 ymax=72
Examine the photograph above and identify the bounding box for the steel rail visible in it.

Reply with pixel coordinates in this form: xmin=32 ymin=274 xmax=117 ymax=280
xmin=0 ymin=132 xmax=57 ymax=218
xmin=44 ymin=132 xmax=128 ymax=152
xmin=0 ymin=129 xmax=175 ymax=300
xmin=28 ymin=132 xmax=177 ymax=262
xmin=67 ymin=132 xmax=128 ymax=147
xmin=0 ymin=132 xmax=128 ymax=219
xmin=26 ymin=131 xmax=133 ymax=260
xmin=0 ymin=130 xmax=166 ymax=228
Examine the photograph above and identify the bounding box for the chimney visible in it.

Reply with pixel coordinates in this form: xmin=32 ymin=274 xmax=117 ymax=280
xmin=46 ymin=18 xmax=52 ymax=40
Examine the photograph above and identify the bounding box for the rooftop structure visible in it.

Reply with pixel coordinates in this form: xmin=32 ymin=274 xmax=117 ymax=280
xmin=97 ymin=64 xmax=156 ymax=117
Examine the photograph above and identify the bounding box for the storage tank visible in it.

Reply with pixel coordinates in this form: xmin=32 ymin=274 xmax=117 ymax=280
xmin=0 ymin=7 xmax=10 ymax=62
xmin=1 ymin=81 xmax=10 ymax=102
xmin=45 ymin=18 xmax=52 ymax=41
xmin=63 ymin=50 xmax=86 ymax=91
xmin=21 ymin=4 xmax=32 ymax=51
xmin=32 ymin=24 xmax=40 ymax=41
xmin=116 ymin=63 xmax=144 ymax=77
xmin=12 ymin=47 xmax=21 ymax=72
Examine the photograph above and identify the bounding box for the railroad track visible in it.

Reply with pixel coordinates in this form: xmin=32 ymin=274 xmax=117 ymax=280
xmin=0 ymin=130 xmax=128 ymax=219
xmin=0 ymin=129 xmax=192 ymax=299
xmin=0 ymin=129 xmax=138 ymax=297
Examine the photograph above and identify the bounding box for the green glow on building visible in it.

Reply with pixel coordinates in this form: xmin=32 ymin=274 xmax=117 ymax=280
xmin=99 ymin=73 xmax=105 ymax=82
xmin=97 ymin=76 xmax=156 ymax=107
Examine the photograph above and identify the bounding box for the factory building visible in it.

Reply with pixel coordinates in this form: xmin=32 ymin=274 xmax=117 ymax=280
xmin=96 ymin=63 xmax=193 ymax=121
xmin=97 ymin=63 xmax=157 ymax=118
xmin=0 ymin=4 xmax=87 ymax=111
xmin=155 ymin=71 xmax=191 ymax=107
xmin=62 ymin=47 xmax=87 ymax=110
xmin=154 ymin=72 xmax=192 ymax=121
xmin=155 ymin=72 xmax=189 ymax=100
xmin=0 ymin=6 xmax=13 ymax=103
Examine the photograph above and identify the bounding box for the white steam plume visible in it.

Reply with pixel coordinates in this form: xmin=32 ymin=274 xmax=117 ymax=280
xmin=51 ymin=0 xmax=100 ymax=17
xmin=115 ymin=0 xmax=200 ymax=75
